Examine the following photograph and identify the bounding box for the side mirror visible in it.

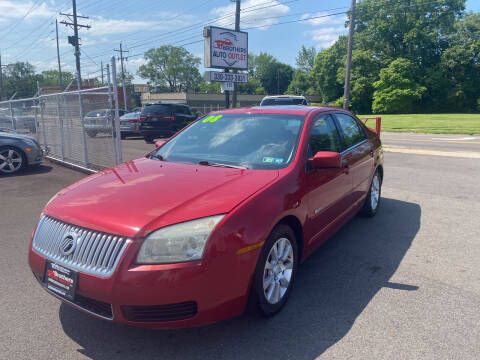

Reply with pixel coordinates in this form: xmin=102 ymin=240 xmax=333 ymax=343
xmin=155 ymin=140 xmax=166 ymax=148
xmin=308 ymin=151 xmax=341 ymax=168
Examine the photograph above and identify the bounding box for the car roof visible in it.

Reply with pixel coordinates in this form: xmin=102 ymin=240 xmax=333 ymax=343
xmin=262 ymin=95 xmax=307 ymax=99
xmin=208 ymin=105 xmax=342 ymax=116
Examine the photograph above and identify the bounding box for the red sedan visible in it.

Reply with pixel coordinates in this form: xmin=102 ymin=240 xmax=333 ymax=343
xmin=28 ymin=106 xmax=383 ymax=328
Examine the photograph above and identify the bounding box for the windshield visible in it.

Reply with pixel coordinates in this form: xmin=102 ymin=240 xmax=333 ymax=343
xmin=261 ymin=98 xmax=306 ymax=106
xmin=120 ymin=112 xmax=140 ymax=120
xmin=141 ymin=104 xmax=173 ymax=115
xmin=154 ymin=113 xmax=305 ymax=170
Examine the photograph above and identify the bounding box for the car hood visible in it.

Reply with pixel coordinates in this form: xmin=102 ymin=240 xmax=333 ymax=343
xmin=44 ymin=157 xmax=278 ymax=238
xmin=0 ymin=132 xmax=34 ymax=141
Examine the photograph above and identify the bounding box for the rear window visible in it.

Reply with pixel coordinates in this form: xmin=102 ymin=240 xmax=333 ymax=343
xmin=141 ymin=104 xmax=173 ymax=115
xmin=260 ymin=98 xmax=307 ymax=106
xmin=86 ymin=110 xmax=107 ymax=117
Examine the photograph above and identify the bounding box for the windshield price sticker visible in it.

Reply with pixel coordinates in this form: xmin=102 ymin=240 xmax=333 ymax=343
xmin=263 ymin=157 xmax=284 ymax=164
xmin=203 ymin=114 xmax=223 ymax=123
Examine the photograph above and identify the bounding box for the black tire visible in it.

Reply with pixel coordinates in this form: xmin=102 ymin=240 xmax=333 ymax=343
xmin=144 ymin=136 xmax=154 ymax=144
xmin=0 ymin=146 xmax=27 ymax=175
xmin=360 ymin=169 xmax=382 ymax=217
xmin=120 ymin=133 xmax=126 ymax=140
xmin=86 ymin=130 xmax=97 ymax=138
xmin=248 ymin=224 xmax=298 ymax=317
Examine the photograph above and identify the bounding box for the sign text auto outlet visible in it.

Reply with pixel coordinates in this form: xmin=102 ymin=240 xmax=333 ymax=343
xmin=204 ymin=26 xmax=248 ymax=70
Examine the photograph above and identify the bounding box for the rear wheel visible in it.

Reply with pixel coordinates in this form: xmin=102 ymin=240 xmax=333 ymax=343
xmin=360 ymin=169 xmax=382 ymax=217
xmin=144 ymin=136 xmax=154 ymax=144
xmin=249 ymin=224 xmax=298 ymax=316
xmin=86 ymin=130 xmax=97 ymax=138
xmin=120 ymin=133 xmax=126 ymax=140
xmin=0 ymin=146 xmax=26 ymax=174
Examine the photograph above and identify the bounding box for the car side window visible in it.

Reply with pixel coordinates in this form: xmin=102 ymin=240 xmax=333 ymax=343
xmin=334 ymin=113 xmax=366 ymax=149
xmin=307 ymin=114 xmax=342 ymax=158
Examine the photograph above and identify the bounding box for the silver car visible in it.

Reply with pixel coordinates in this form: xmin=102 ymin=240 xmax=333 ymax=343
xmin=0 ymin=129 xmax=43 ymax=174
xmin=120 ymin=112 xmax=141 ymax=139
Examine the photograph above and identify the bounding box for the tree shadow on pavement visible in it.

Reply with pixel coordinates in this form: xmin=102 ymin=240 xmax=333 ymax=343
xmin=59 ymin=197 xmax=420 ymax=360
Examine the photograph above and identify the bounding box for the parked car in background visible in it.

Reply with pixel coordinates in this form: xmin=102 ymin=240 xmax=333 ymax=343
xmin=120 ymin=112 xmax=141 ymax=139
xmin=0 ymin=108 xmax=37 ymax=133
xmin=260 ymin=95 xmax=308 ymax=106
xmin=84 ymin=109 xmax=129 ymax=137
xmin=139 ymin=103 xmax=199 ymax=143
xmin=0 ymin=131 xmax=43 ymax=174
xmin=29 ymin=106 xmax=383 ymax=328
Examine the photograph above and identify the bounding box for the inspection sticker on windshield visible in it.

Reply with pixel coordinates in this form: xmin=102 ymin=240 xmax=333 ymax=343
xmin=263 ymin=157 xmax=283 ymax=164
xmin=202 ymin=114 xmax=223 ymax=123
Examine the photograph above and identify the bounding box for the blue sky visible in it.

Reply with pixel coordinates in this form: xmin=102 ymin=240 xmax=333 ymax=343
xmin=0 ymin=0 xmax=479 ymax=83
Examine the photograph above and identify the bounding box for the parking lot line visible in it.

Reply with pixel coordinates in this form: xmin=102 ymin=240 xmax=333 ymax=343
xmin=383 ymin=146 xmax=480 ymax=158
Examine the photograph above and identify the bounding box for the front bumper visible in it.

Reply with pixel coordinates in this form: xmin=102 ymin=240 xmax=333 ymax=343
xmin=26 ymin=146 xmax=44 ymax=165
xmin=29 ymin=242 xmax=253 ymax=328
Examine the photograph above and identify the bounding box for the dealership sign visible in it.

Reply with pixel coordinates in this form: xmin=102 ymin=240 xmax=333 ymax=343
xmin=204 ymin=26 xmax=248 ymax=70
xmin=134 ymin=84 xmax=148 ymax=93
xmin=205 ymin=71 xmax=248 ymax=83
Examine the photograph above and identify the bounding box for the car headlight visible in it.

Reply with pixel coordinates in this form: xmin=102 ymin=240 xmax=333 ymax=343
xmin=136 ymin=215 xmax=225 ymax=264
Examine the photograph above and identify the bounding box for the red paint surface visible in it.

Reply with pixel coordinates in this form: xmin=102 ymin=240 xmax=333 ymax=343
xmin=29 ymin=106 xmax=383 ymax=328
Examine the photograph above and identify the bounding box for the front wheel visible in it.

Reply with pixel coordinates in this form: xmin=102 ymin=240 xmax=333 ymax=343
xmin=144 ymin=136 xmax=154 ymax=144
xmin=249 ymin=224 xmax=298 ymax=317
xmin=86 ymin=130 xmax=97 ymax=138
xmin=360 ymin=169 xmax=382 ymax=217
xmin=0 ymin=146 xmax=26 ymax=174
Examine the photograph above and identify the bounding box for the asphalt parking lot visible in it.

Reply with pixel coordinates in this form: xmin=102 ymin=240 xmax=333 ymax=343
xmin=1 ymin=133 xmax=479 ymax=359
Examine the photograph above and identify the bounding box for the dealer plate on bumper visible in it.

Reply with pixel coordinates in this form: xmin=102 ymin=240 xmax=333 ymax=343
xmin=43 ymin=261 xmax=78 ymax=301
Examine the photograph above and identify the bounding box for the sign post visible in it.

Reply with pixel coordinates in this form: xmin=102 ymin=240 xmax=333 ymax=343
xmin=204 ymin=26 xmax=248 ymax=109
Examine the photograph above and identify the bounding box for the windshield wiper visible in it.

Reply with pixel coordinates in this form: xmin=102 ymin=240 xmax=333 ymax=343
xmin=148 ymin=153 xmax=165 ymax=161
xmin=198 ymin=160 xmax=248 ymax=169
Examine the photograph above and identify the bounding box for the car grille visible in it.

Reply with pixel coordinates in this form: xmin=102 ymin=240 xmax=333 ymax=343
xmin=32 ymin=215 xmax=131 ymax=278
xmin=123 ymin=302 xmax=198 ymax=322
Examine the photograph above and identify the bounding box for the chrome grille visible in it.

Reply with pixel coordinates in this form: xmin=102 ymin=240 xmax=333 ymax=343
xmin=32 ymin=215 xmax=131 ymax=278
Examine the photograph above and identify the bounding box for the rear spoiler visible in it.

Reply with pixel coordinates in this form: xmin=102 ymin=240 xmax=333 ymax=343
xmin=361 ymin=117 xmax=381 ymax=136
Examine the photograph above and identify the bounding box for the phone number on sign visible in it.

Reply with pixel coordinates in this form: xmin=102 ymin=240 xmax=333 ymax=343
xmin=212 ymin=73 xmax=248 ymax=83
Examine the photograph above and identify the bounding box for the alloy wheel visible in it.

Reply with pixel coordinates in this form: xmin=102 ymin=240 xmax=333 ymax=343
xmin=370 ymin=173 xmax=380 ymax=210
xmin=263 ymin=237 xmax=294 ymax=304
xmin=0 ymin=149 xmax=23 ymax=173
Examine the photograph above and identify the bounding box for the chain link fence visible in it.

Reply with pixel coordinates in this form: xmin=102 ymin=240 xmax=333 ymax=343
xmin=0 ymin=85 xmax=122 ymax=172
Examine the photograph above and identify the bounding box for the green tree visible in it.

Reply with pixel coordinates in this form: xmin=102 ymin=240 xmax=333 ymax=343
xmin=336 ymin=50 xmax=381 ymax=113
xmin=138 ymin=45 xmax=201 ymax=92
xmin=311 ymin=36 xmax=347 ymax=103
xmin=286 ymin=69 xmax=314 ymax=95
xmin=439 ymin=12 xmax=480 ymax=111
xmin=39 ymin=70 xmax=74 ymax=87
xmin=249 ymin=52 xmax=293 ymax=94
xmin=2 ymin=62 xmax=40 ymax=99
xmin=295 ymin=45 xmax=317 ymax=73
xmin=372 ymin=58 xmax=426 ymax=113
xmin=354 ymin=0 xmax=465 ymax=66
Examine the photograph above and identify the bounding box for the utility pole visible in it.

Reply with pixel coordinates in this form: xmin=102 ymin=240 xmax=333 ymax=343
xmin=277 ymin=69 xmax=280 ymax=94
xmin=60 ymin=0 xmax=90 ymax=91
xmin=231 ymin=0 xmax=241 ymax=108
xmin=55 ymin=19 xmax=63 ymax=89
xmin=343 ymin=0 xmax=356 ymax=110
xmin=114 ymin=42 xmax=129 ymax=110
xmin=101 ymin=61 xmax=104 ymax=85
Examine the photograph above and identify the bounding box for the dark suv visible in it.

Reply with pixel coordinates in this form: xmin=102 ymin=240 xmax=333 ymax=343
xmin=139 ymin=103 xmax=198 ymax=143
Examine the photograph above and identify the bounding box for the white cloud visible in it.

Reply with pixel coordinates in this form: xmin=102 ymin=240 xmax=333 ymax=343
xmin=0 ymin=1 xmax=54 ymax=21
xmin=88 ymin=12 xmax=196 ymax=37
xmin=305 ymin=26 xmax=347 ymax=49
xmin=211 ymin=0 xmax=290 ymax=30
